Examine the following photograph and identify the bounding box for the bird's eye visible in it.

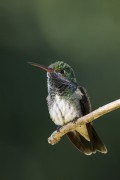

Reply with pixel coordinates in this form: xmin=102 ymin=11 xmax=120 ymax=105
xmin=60 ymin=70 xmax=65 ymax=74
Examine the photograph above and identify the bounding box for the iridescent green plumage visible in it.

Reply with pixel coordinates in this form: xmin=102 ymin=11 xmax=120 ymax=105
xmin=47 ymin=61 xmax=107 ymax=155
xmin=29 ymin=61 xmax=107 ymax=155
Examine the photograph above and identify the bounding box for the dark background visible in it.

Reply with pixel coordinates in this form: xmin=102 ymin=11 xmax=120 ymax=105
xmin=0 ymin=1 xmax=120 ymax=180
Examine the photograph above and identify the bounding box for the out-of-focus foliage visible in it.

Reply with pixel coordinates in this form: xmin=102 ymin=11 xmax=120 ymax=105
xmin=0 ymin=0 xmax=120 ymax=180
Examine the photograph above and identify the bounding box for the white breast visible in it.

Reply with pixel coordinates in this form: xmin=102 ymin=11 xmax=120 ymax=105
xmin=49 ymin=95 xmax=80 ymax=126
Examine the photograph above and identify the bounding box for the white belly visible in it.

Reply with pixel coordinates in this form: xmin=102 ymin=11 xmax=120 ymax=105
xmin=49 ymin=95 xmax=80 ymax=126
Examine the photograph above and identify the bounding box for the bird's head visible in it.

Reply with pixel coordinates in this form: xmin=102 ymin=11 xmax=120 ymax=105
xmin=28 ymin=61 xmax=77 ymax=95
xmin=28 ymin=61 xmax=77 ymax=83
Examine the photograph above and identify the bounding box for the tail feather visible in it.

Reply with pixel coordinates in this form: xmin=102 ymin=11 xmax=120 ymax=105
xmin=67 ymin=123 xmax=107 ymax=155
xmin=67 ymin=131 xmax=93 ymax=155
xmin=89 ymin=125 xmax=107 ymax=153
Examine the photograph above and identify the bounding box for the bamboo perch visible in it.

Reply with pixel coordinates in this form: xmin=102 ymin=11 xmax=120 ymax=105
xmin=48 ymin=99 xmax=120 ymax=145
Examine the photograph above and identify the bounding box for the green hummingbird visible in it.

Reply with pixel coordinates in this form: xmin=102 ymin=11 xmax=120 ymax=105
xmin=29 ymin=61 xmax=107 ymax=155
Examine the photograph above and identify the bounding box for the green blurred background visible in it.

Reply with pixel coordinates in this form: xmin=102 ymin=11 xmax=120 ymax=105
xmin=0 ymin=0 xmax=120 ymax=180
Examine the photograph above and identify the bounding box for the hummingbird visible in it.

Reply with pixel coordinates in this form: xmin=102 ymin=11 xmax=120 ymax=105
xmin=29 ymin=61 xmax=107 ymax=155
